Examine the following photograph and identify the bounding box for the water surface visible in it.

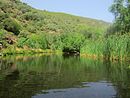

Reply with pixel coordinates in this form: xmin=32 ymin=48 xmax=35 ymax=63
xmin=0 ymin=54 xmax=130 ymax=98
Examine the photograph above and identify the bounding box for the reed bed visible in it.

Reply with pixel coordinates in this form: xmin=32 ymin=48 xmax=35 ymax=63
xmin=81 ymin=34 xmax=130 ymax=60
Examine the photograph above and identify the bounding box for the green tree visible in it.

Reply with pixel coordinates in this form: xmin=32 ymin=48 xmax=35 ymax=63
xmin=110 ymin=0 xmax=130 ymax=34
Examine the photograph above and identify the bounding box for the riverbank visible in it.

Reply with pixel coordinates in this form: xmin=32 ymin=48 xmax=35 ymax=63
xmin=0 ymin=47 xmax=62 ymax=56
xmin=1 ymin=35 xmax=130 ymax=62
xmin=80 ymin=53 xmax=130 ymax=62
xmin=1 ymin=47 xmax=130 ymax=62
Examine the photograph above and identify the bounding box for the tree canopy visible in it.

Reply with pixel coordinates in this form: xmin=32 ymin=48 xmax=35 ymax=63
xmin=110 ymin=0 xmax=130 ymax=34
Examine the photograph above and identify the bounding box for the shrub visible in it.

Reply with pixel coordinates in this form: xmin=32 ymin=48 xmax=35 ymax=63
xmin=0 ymin=13 xmax=9 ymax=29
xmin=0 ymin=31 xmax=4 ymax=40
xmin=45 ymin=34 xmax=63 ymax=50
xmin=17 ymin=37 xmax=28 ymax=48
xmin=3 ymin=18 xmax=21 ymax=35
xmin=23 ymin=12 xmax=44 ymax=21
xmin=18 ymin=30 xmax=30 ymax=38
xmin=61 ymin=33 xmax=85 ymax=52
xmin=0 ymin=13 xmax=8 ymax=22
xmin=24 ymin=34 xmax=47 ymax=49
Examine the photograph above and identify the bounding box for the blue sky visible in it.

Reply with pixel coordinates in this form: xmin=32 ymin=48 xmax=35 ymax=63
xmin=22 ymin=0 xmax=114 ymax=22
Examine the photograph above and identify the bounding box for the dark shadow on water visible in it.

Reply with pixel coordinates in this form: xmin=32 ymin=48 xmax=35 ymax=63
xmin=62 ymin=53 xmax=80 ymax=59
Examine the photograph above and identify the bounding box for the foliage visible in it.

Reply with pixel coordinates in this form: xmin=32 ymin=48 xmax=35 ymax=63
xmin=0 ymin=0 xmax=110 ymax=55
xmin=61 ymin=33 xmax=85 ymax=52
xmin=0 ymin=31 xmax=4 ymax=40
xmin=104 ymin=34 xmax=130 ymax=59
xmin=0 ymin=0 xmax=109 ymax=36
xmin=44 ymin=34 xmax=62 ymax=50
xmin=110 ymin=0 xmax=130 ymax=34
xmin=81 ymin=38 xmax=105 ymax=56
xmin=3 ymin=18 xmax=21 ymax=35
xmin=81 ymin=34 xmax=130 ymax=60
xmin=18 ymin=34 xmax=47 ymax=49
xmin=17 ymin=32 xmax=86 ymax=53
xmin=23 ymin=12 xmax=44 ymax=21
xmin=17 ymin=37 xmax=28 ymax=48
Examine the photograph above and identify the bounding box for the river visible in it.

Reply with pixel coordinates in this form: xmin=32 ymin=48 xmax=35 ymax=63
xmin=0 ymin=54 xmax=130 ymax=98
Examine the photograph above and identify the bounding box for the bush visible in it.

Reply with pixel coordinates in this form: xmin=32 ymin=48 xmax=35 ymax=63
xmin=0 ymin=30 xmax=7 ymax=48
xmin=17 ymin=37 xmax=28 ymax=48
xmin=45 ymin=34 xmax=63 ymax=50
xmin=61 ymin=33 xmax=85 ymax=52
xmin=24 ymin=34 xmax=47 ymax=49
xmin=0 ymin=13 xmax=9 ymax=29
xmin=0 ymin=13 xmax=8 ymax=22
xmin=0 ymin=31 xmax=4 ymax=40
xmin=23 ymin=12 xmax=44 ymax=21
xmin=18 ymin=30 xmax=30 ymax=38
xmin=3 ymin=18 xmax=21 ymax=35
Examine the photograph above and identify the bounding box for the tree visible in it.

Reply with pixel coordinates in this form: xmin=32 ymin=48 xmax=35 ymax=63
xmin=110 ymin=0 xmax=130 ymax=34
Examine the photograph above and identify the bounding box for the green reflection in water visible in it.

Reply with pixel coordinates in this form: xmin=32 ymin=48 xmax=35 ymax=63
xmin=0 ymin=54 xmax=130 ymax=98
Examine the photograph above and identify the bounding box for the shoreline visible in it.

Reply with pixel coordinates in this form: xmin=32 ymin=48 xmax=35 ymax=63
xmin=1 ymin=48 xmax=130 ymax=61
xmin=0 ymin=48 xmax=62 ymax=56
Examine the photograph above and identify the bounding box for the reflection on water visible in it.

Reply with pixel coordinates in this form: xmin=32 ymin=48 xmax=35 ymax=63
xmin=0 ymin=54 xmax=130 ymax=98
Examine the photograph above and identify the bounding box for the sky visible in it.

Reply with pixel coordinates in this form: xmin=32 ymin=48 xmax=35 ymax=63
xmin=21 ymin=0 xmax=114 ymax=22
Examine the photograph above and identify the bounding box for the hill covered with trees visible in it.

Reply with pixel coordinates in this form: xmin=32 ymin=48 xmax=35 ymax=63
xmin=0 ymin=0 xmax=110 ymax=54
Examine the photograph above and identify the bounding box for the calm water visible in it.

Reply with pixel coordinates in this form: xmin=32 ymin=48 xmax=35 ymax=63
xmin=0 ymin=54 xmax=130 ymax=98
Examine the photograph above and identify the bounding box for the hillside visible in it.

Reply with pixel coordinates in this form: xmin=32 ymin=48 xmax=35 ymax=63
xmin=0 ymin=0 xmax=110 ymax=53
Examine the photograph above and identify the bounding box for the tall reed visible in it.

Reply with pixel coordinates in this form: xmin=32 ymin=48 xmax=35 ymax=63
xmin=81 ymin=34 xmax=130 ymax=60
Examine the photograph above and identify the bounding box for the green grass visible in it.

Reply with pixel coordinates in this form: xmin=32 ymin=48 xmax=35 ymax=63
xmin=104 ymin=34 xmax=130 ymax=60
xmin=2 ymin=45 xmax=62 ymax=56
xmin=81 ymin=38 xmax=105 ymax=57
xmin=81 ymin=34 xmax=130 ymax=60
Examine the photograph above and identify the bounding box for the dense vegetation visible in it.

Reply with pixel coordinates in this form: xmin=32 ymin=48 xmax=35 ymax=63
xmin=0 ymin=0 xmax=109 ymax=54
xmin=83 ymin=0 xmax=130 ymax=60
xmin=0 ymin=0 xmax=130 ymax=60
xmin=109 ymin=0 xmax=130 ymax=34
xmin=81 ymin=0 xmax=130 ymax=61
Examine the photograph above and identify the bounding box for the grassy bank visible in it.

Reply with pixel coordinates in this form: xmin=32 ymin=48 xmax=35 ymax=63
xmin=1 ymin=46 xmax=62 ymax=56
xmin=81 ymin=34 xmax=130 ymax=61
xmin=1 ymin=34 xmax=130 ymax=61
